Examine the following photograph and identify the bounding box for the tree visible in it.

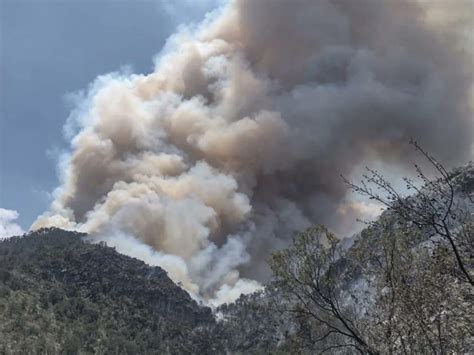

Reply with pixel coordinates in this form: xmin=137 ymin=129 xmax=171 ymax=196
xmin=343 ymin=140 xmax=473 ymax=285
xmin=351 ymin=218 xmax=472 ymax=354
xmin=270 ymin=145 xmax=474 ymax=353
xmin=270 ymin=226 xmax=379 ymax=354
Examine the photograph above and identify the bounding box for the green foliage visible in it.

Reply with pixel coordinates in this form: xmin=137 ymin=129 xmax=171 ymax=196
xmin=351 ymin=218 xmax=473 ymax=353
xmin=270 ymin=226 xmax=378 ymax=354
xmin=0 ymin=228 xmax=218 ymax=354
xmin=270 ymin=218 xmax=473 ymax=354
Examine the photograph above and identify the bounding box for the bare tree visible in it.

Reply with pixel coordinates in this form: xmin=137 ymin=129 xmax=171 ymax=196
xmin=343 ymin=141 xmax=473 ymax=285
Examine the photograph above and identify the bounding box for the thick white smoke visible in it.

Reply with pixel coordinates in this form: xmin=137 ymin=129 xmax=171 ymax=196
xmin=0 ymin=208 xmax=24 ymax=239
xmin=32 ymin=0 xmax=474 ymax=304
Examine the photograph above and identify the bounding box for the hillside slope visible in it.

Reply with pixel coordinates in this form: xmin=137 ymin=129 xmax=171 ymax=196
xmin=215 ymin=161 xmax=474 ymax=353
xmin=0 ymin=228 xmax=220 ymax=354
xmin=1 ymin=162 xmax=472 ymax=354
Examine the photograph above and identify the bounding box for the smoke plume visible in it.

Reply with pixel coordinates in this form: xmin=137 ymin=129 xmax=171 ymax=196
xmin=32 ymin=0 xmax=473 ymax=303
xmin=0 ymin=208 xmax=24 ymax=239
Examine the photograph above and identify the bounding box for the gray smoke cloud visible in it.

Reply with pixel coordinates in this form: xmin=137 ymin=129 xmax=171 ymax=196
xmin=32 ymin=0 xmax=474 ymax=304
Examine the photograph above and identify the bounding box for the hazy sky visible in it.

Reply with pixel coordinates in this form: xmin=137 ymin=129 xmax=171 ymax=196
xmin=0 ymin=0 xmax=222 ymax=229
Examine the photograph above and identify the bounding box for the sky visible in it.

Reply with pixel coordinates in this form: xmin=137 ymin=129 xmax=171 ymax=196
xmin=0 ymin=0 xmax=222 ymax=229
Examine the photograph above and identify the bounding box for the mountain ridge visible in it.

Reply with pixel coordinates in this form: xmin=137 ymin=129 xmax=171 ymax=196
xmin=1 ymin=161 xmax=473 ymax=354
xmin=0 ymin=228 xmax=221 ymax=354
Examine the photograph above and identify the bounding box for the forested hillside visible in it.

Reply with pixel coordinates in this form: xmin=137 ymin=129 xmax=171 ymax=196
xmin=1 ymin=161 xmax=473 ymax=354
xmin=0 ymin=229 xmax=218 ymax=354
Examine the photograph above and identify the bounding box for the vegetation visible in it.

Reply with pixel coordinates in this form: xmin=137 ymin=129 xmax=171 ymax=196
xmin=0 ymin=229 xmax=219 ymax=354
xmin=270 ymin=226 xmax=377 ymax=354
xmin=344 ymin=141 xmax=473 ymax=285
xmin=0 ymin=151 xmax=472 ymax=354
xmin=270 ymin=151 xmax=473 ymax=354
